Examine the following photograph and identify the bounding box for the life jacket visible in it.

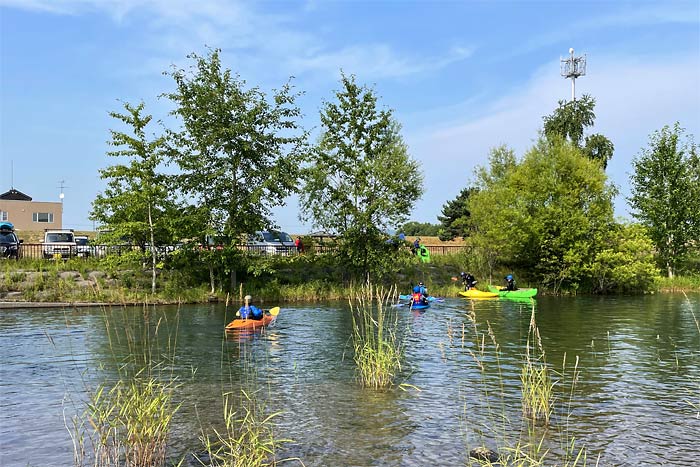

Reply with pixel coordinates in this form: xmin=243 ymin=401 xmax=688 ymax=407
xmin=412 ymin=292 xmax=423 ymax=303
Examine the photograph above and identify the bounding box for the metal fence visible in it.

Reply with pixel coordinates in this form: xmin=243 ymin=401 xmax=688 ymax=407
xmin=10 ymin=242 xmax=467 ymax=260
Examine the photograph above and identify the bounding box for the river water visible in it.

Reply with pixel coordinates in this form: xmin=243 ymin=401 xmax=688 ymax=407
xmin=1 ymin=294 xmax=699 ymax=466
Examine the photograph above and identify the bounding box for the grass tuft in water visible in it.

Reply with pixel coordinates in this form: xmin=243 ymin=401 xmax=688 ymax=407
xmin=521 ymin=308 xmax=553 ymax=425
xmin=198 ymin=390 xmax=289 ymax=467
xmin=349 ymin=283 xmax=403 ymax=389
xmin=78 ymin=370 xmax=180 ymax=467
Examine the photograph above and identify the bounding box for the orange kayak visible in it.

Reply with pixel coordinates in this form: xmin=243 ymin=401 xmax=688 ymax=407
xmin=225 ymin=314 xmax=275 ymax=330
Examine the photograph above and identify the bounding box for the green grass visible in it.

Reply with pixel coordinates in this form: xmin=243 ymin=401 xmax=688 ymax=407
xmin=198 ymin=390 xmax=289 ymax=467
xmin=349 ymin=283 xmax=404 ymax=389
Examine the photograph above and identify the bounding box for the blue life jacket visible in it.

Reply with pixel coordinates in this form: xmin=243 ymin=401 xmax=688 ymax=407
xmin=239 ymin=305 xmax=263 ymax=319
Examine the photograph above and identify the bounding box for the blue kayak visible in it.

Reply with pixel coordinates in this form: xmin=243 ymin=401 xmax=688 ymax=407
xmin=409 ymin=302 xmax=430 ymax=310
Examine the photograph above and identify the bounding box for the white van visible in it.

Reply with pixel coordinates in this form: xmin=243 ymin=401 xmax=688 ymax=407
xmin=247 ymin=230 xmax=296 ymax=255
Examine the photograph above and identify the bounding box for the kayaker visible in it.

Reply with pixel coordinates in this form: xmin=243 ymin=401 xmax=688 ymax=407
xmin=418 ymin=281 xmax=429 ymax=297
xmin=461 ymin=272 xmax=477 ymax=291
xmin=239 ymin=295 xmax=264 ymax=320
xmin=411 ymin=285 xmax=428 ymax=306
xmin=502 ymin=274 xmax=517 ymax=291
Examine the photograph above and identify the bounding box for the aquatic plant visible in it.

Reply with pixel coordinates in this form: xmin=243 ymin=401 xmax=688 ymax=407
xmin=521 ymin=309 xmax=553 ymax=425
xmin=69 ymin=306 xmax=182 ymax=467
xmin=463 ymin=303 xmax=592 ymax=466
xmin=198 ymin=390 xmax=289 ymax=467
xmin=80 ymin=373 xmax=179 ymax=467
xmin=349 ymin=283 xmax=403 ymax=389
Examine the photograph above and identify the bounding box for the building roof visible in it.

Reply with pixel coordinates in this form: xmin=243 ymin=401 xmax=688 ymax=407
xmin=0 ymin=189 xmax=32 ymax=201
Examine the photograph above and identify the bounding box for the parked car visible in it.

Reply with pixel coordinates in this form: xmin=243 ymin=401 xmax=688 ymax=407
xmin=247 ymin=230 xmax=296 ymax=255
xmin=42 ymin=229 xmax=77 ymax=259
xmin=0 ymin=222 xmax=22 ymax=259
xmin=75 ymin=235 xmax=91 ymax=258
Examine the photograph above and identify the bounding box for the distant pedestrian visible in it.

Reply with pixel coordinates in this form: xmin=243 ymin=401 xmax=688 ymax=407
xmin=413 ymin=237 xmax=421 ymax=255
xmin=295 ymin=237 xmax=304 ymax=253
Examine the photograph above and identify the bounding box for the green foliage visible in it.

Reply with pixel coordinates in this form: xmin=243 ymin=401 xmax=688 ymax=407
xmin=91 ymin=102 xmax=178 ymax=250
xmin=629 ymin=122 xmax=699 ymax=278
xmin=543 ymin=95 xmax=614 ymax=169
xmin=300 ymin=73 xmax=423 ymax=280
xmin=163 ymin=48 xmax=307 ymax=245
xmin=588 ymin=223 xmax=658 ymax=293
xmin=199 ymin=390 xmax=287 ymax=467
xmin=469 ymin=139 xmax=617 ymax=292
xmin=91 ymin=101 xmax=180 ymax=294
xmin=437 ymin=187 xmax=477 ymax=240
xmin=398 ymin=221 xmax=441 ymax=237
xmin=349 ymin=284 xmax=403 ymax=389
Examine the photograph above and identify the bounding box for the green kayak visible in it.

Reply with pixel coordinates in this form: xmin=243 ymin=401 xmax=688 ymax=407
xmin=487 ymin=286 xmax=538 ymax=298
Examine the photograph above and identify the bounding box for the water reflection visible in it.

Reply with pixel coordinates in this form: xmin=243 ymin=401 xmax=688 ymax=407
xmin=1 ymin=294 xmax=699 ymax=466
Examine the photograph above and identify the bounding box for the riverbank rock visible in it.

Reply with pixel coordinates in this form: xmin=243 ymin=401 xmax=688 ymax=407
xmin=469 ymin=446 xmax=500 ymax=463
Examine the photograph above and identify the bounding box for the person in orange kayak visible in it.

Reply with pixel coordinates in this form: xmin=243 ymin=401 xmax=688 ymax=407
xmin=239 ymin=295 xmax=264 ymax=320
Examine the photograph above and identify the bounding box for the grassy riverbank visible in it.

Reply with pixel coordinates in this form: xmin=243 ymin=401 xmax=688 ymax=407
xmin=1 ymin=251 xmax=698 ymax=306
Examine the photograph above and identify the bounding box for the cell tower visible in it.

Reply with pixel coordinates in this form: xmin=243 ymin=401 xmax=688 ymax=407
xmin=560 ymin=47 xmax=586 ymax=101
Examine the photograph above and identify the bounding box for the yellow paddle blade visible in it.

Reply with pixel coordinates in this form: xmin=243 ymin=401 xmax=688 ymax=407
xmin=269 ymin=306 xmax=281 ymax=316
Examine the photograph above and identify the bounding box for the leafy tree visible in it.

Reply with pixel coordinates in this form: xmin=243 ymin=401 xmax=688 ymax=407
xmin=437 ymin=187 xmax=477 ymax=240
xmin=629 ymin=123 xmax=699 ymax=278
xmin=399 ymin=221 xmax=441 ymax=237
xmin=163 ymin=48 xmax=307 ymax=291
xmin=589 ymin=223 xmax=658 ymax=293
xmin=300 ymin=73 xmax=423 ymax=280
xmin=468 ymin=138 xmax=617 ymax=292
xmin=543 ymin=94 xmax=614 ymax=169
xmin=91 ymin=101 xmax=178 ymax=293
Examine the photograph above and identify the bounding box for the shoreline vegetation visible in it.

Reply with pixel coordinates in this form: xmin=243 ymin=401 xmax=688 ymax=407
xmin=1 ymin=246 xmax=699 ymax=307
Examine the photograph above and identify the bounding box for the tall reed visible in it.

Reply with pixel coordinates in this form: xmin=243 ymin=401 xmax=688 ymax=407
xmin=70 ymin=305 xmax=181 ymax=467
xmin=82 ymin=371 xmax=180 ymax=467
xmin=464 ymin=303 xmax=591 ymax=466
xmin=521 ymin=308 xmax=553 ymax=425
xmin=198 ymin=390 xmax=288 ymax=467
xmin=349 ymin=283 xmax=403 ymax=389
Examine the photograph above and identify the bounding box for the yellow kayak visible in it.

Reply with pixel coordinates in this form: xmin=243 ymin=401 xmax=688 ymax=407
xmin=459 ymin=289 xmax=498 ymax=299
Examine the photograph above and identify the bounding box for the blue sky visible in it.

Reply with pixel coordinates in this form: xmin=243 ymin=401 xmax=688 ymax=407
xmin=1 ymin=0 xmax=698 ymax=234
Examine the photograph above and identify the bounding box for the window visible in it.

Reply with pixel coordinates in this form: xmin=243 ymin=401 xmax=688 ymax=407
xmin=0 ymin=211 xmax=7 ymax=221
xmin=32 ymin=212 xmax=54 ymax=223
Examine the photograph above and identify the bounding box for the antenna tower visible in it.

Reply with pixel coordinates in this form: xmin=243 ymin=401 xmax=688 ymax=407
xmin=560 ymin=48 xmax=587 ymax=101
xmin=58 ymin=180 xmax=69 ymax=203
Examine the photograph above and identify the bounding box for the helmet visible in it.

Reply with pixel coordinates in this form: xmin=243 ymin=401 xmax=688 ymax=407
xmin=413 ymin=286 xmax=421 ymax=293
xmin=506 ymin=275 xmax=513 ymax=280
xmin=419 ymin=281 xmax=424 ymax=286
xmin=244 ymin=295 xmax=252 ymax=301
xmin=461 ymin=272 xmax=465 ymax=276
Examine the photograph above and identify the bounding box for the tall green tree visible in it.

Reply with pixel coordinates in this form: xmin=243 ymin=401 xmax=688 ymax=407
xmin=300 ymin=73 xmax=423 ymax=280
xmin=163 ymin=49 xmax=307 ymax=291
xmin=468 ymin=138 xmax=617 ymax=292
xmin=543 ymin=94 xmax=614 ymax=169
xmin=437 ymin=187 xmax=477 ymax=240
xmin=629 ymin=123 xmax=699 ymax=278
xmin=91 ymin=101 xmax=178 ymax=293
xmin=398 ymin=221 xmax=440 ymax=237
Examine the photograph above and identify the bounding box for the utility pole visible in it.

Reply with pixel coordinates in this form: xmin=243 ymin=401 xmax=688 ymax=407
xmin=560 ymin=48 xmax=587 ymax=101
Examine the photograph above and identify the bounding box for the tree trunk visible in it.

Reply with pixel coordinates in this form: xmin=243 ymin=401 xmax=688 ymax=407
xmin=148 ymin=204 xmax=157 ymax=294
xmin=209 ymin=263 xmax=215 ymax=294
xmin=230 ymin=269 xmax=237 ymax=292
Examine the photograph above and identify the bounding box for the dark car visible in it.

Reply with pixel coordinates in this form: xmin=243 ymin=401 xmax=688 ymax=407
xmin=0 ymin=222 xmax=22 ymax=259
